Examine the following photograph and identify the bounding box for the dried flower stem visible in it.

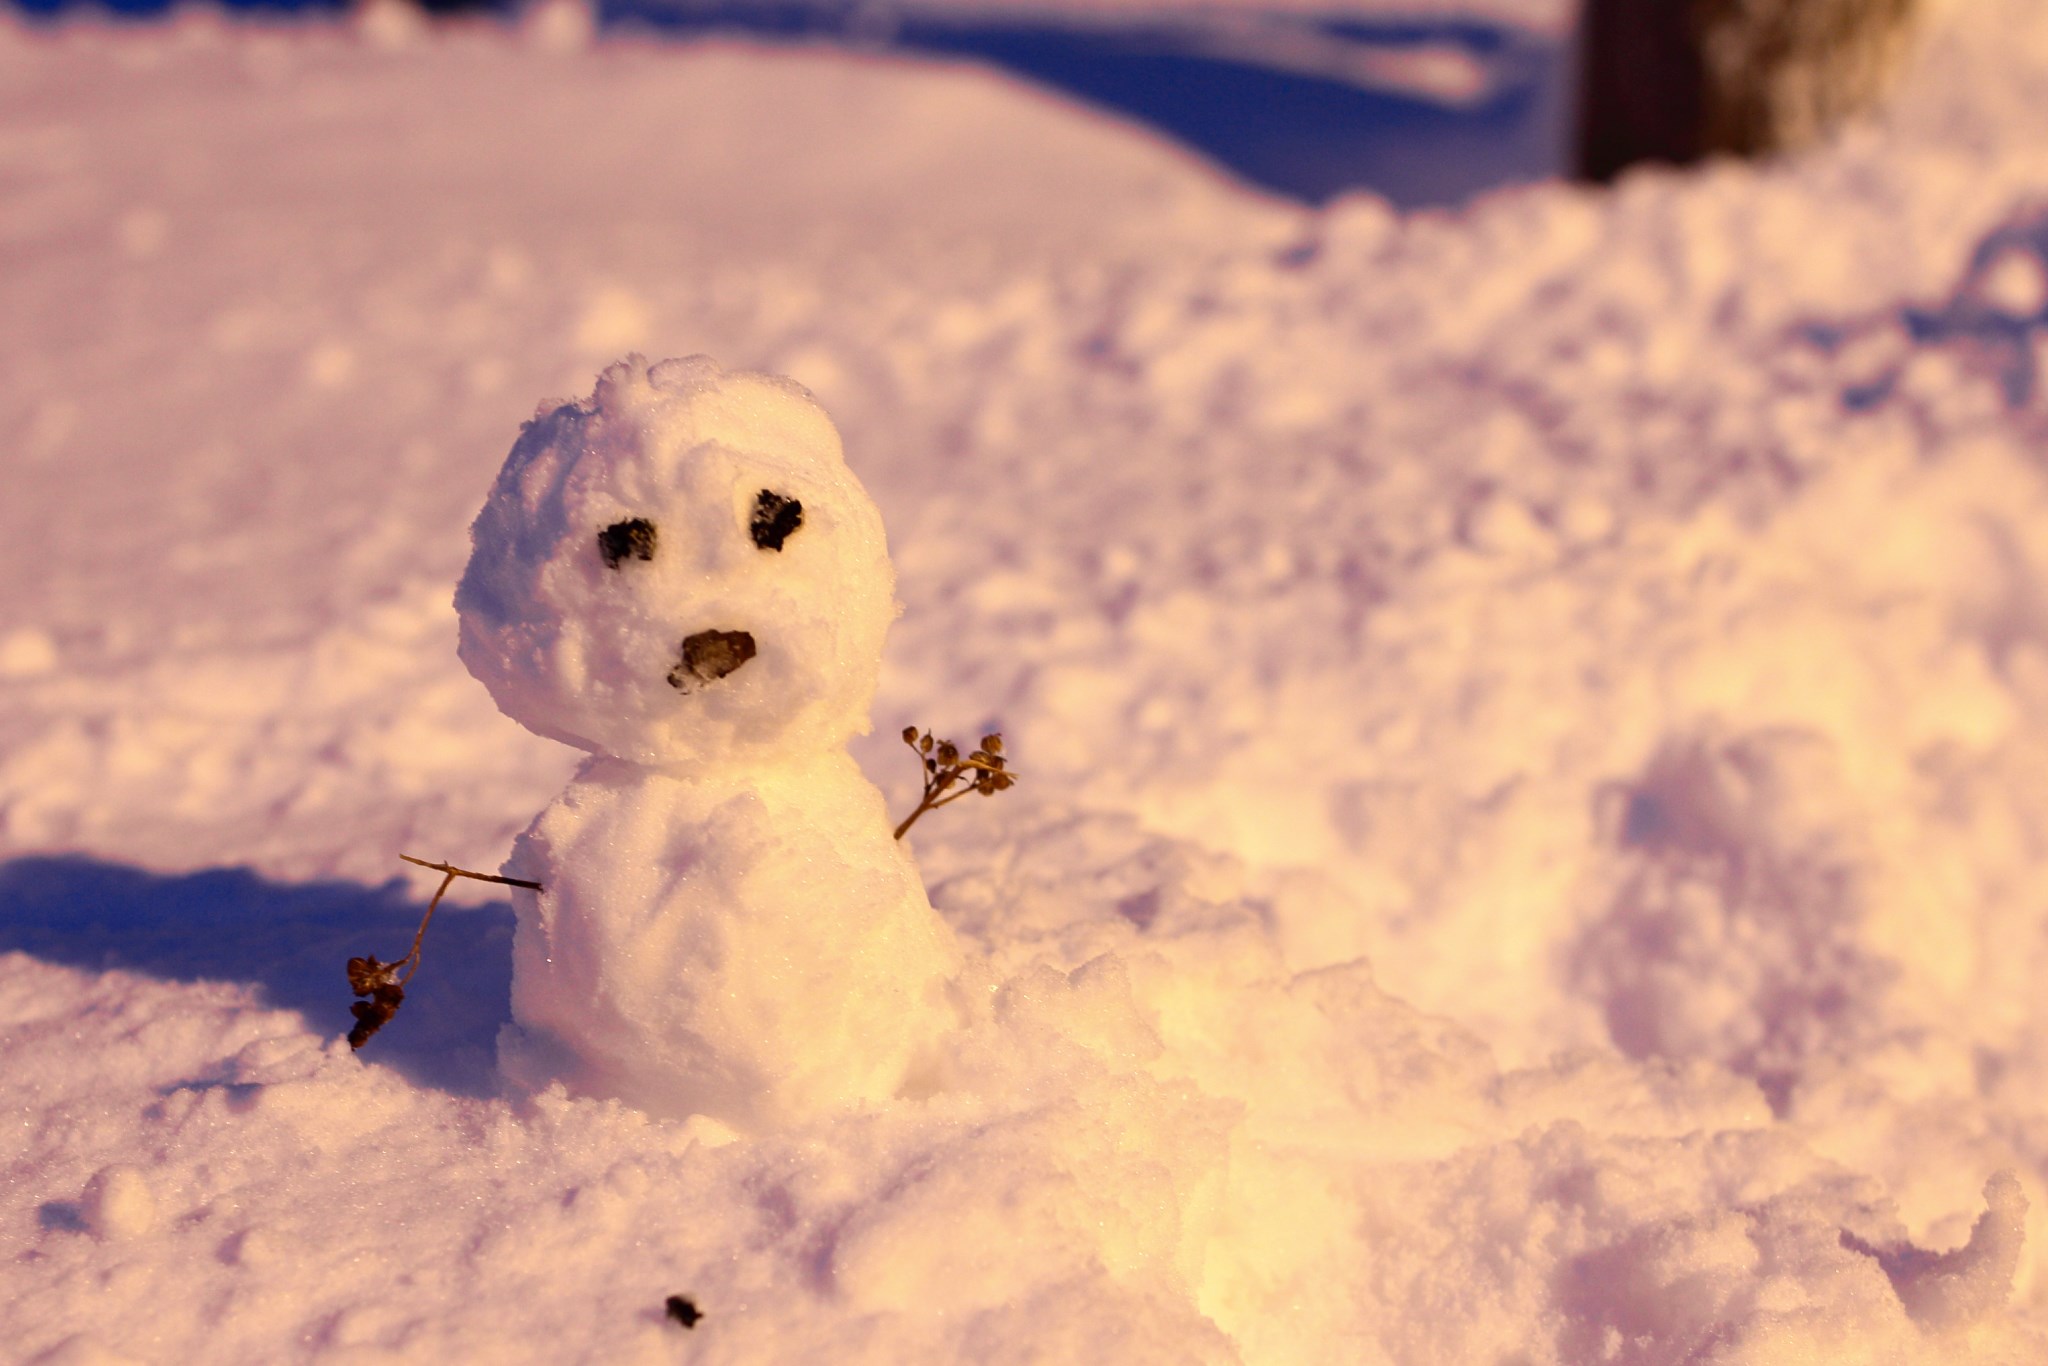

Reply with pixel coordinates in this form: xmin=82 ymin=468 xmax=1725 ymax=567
xmin=391 ymin=857 xmax=542 ymax=982
xmin=894 ymin=729 xmax=1017 ymax=840
xmin=345 ymin=856 xmax=543 ymax=1049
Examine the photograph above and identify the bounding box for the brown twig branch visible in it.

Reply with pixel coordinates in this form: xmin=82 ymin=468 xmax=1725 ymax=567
xmin=894 ymin=728 xmax=1016 ymax=840
xmin=397 ymin=854 xmax=543 ymax=891
xmin=344 ymin=856 xmax=544 ymax=1049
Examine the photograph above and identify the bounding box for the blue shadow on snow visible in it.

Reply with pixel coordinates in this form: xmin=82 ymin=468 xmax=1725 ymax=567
xmin=2 ymin=0 xmax=1569 ymax=209
xmin=908 ymin=23 xmax=1558 ymax=206
xmin=1805 ymin=205 xmax=2048 ymax=414
xmin=605 ymin=4 xmax=1570 ymax=206
xmin=0 ymin=855 xmax=514 ymax=1096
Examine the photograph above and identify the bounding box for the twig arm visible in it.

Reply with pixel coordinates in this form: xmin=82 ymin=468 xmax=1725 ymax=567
xmin=398 ymin=854 xmax=542 ymax=890
xmin=346 ymin=855 xmax=546 ymax=1049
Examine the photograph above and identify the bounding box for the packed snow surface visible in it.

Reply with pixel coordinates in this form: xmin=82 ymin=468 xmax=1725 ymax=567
xmin=7 ymin=3 xmax=2048 ymax=1362
xmin=816 ymin=0 xmax=1571 ymax=31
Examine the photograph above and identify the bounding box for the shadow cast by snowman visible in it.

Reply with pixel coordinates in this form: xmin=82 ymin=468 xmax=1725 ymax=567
xmin=0 ymin=854 xmax=514 ymax=1098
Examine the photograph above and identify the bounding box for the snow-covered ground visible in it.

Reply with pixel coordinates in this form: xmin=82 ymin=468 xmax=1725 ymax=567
xmin=838 ymin=0 xmax=1569 ymax=25
xmin=7 ymin=1 xmax=2048 ymax=1361
xmin=598 ymin=0 xmax=1572 ymax=202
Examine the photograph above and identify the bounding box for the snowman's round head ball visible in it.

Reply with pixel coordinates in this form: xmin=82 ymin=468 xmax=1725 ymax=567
xmin=456 ymin=356 xmax=898 ymax=767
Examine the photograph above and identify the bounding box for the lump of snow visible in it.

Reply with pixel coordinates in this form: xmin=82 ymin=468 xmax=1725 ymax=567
xmin=1848 ymin=1170 xmax=2029 ymax=1331
xmin=80 ymin=1165 xmax=156 ymax=1242
xmin=0 ymin=626 xmax=59 ymax=679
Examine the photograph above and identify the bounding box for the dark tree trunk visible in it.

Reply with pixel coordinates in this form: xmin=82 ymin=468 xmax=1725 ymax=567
xmin=1575 ymin=0 xmax=1710 ymax=181
xmin=1575 ymin=0 xmax=1923 ymax=183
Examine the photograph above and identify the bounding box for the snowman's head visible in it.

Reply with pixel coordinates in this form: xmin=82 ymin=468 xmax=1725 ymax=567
xmin=456 ymin=356 xmax=897 ymax=769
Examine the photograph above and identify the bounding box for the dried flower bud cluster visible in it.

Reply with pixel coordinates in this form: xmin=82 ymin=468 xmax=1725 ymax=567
xmin=894 ymin=728 xmax=1016 ymax=839
xmin=342 ymin=858 xmax=543 ymax=1051
xmin=345 ymin=956 xmax=406 ymax=1049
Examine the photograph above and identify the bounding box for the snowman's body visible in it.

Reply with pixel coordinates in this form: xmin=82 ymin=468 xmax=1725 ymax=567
xmin=457 ymin=356 xmax=959 ymax=1130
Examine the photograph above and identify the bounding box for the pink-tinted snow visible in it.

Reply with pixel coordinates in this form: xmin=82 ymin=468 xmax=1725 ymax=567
xmin=5 ymin=2 xmax=2048 ymax=1362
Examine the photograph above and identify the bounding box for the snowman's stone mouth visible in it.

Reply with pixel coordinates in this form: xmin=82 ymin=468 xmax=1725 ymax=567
xmin=668 ymin=630 xmax=756 ymax=691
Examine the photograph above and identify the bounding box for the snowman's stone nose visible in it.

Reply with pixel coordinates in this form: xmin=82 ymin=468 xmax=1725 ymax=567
xmin=668 ymin=629 xmax=757 ymax=691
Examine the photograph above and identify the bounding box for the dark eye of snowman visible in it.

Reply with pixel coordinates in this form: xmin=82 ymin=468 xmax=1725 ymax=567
xmin=750 ymin=490 xmax=803 ymax=551
xmin=598 ymin=518 xmax=657 ymax=569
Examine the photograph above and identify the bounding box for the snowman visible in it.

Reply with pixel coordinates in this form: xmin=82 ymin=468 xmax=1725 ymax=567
xmin=456 ymin=355 xmax=962 ymax=1131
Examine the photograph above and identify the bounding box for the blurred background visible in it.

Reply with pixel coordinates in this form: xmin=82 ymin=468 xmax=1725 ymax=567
xmin=3 ymin=0 xmax=1934 ymax=204
xmin=5 ymin=0 xmax=1585 ymax=207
